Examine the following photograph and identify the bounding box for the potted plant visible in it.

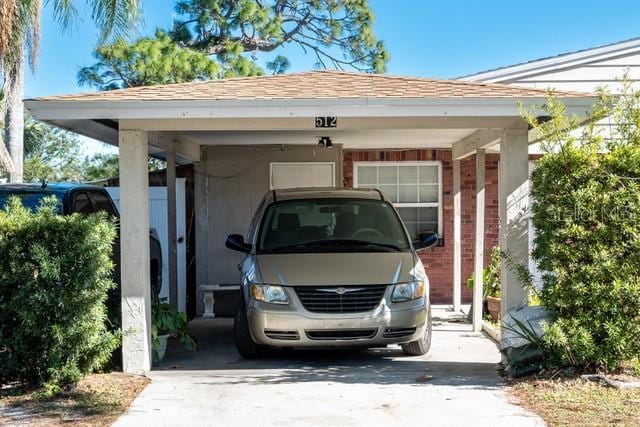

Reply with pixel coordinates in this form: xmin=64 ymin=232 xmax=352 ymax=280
xmin=152 ymin=299 xmax=197 ymax=363
xmin=467 ymin=246 xmax=502 ymax=322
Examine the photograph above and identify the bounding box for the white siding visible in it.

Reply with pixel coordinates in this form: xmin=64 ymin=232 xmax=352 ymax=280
xmin=487 ymin=51 xmax=640 ymax=93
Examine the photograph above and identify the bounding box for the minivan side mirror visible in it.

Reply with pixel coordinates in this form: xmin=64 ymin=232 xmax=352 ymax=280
xmin=413 ymin=231 xmax=439 ymax=250
xmin=225 ymin=234 xmax=252 ymax=253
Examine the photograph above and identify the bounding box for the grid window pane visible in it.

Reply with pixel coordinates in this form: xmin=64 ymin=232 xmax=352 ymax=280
xmin=419 ymin=185 xmax=438 ymax=203
xmin=399 ymin=184 xmax=419 ymax=203
xmin=419 ymin=166 xmax=438 ymax=184
xmin=398 ymin=166 xmax=418 ymax=184
xmin=355 ymin=163 xmax=441 ymax=237
xmin=418 ymin=207 xmax=438 ymax=223
xmin=358 ymin=166 xmax=377 ymax=185
xmin=397 ymin=207 xmax=418 ymax=222
xmin=378 ymin=166 xmax=398 ymax=184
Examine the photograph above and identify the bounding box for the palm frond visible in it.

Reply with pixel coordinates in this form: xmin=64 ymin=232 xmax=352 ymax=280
xmin=45 ymin=0 xmax=79 ymax=32
xmin=91 ymin=0 xmax=142 ymax=41
xmin=25 ymin=0 xmax=42 ymax=71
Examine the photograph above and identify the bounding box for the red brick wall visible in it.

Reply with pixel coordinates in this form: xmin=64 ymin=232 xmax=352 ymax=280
xmin=343 ymin=149 xmax=499 ymax=304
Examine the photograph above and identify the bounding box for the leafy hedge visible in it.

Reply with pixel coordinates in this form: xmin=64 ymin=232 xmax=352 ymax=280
xmin=525 ymin=83 xmax=640 ymax=371
xmin=0 ymin=197 xmax=119 ymax=390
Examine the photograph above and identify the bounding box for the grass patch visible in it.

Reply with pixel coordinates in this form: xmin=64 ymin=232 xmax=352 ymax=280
xmin=510 ymin=376 xmax=640 ymax=426
xmin=0 ymin=373 xmax=149 ymax=426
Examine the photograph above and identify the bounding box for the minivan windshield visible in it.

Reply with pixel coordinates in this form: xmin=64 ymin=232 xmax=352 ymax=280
xmin=257 ymin=198 xmax=410 ymax=253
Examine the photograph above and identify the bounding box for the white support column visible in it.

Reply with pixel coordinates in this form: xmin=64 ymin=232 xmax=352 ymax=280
xmin=473 ymin=149 xmax=486 ymax=332
xmin=452 ymin=159 xmax=462 ymax=313
xmin=499 ymin=129 xmax=530 ymax=323
xmin=194 ymin=148 xmax=209 ymax=315
xmin=119 ymin=130 xmax=152 ymax=374
xmin=166 ymin=148 xmax=178 ymax=309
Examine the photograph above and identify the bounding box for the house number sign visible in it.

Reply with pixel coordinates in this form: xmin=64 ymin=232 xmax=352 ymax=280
xmin=315 ymin=116 xmax=337 ymax=128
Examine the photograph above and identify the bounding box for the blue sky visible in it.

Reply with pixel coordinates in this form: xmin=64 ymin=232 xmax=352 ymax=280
xmin=25 ymin=0 xmax=640 ymax=154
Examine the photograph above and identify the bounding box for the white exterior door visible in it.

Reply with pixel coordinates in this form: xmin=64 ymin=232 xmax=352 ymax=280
xmin=270 ymin=162 xmax=335 ymax=190
xmin=107 ymin=178 xmax=188 ymax=312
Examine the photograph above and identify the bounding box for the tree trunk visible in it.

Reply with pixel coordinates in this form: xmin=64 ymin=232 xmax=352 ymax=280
xmin=4 ymin=48 xmax=24 ymax=183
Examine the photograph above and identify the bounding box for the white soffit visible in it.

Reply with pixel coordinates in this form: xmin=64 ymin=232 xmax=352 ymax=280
xmin=176 ymin=129 xmax=479 ymax=149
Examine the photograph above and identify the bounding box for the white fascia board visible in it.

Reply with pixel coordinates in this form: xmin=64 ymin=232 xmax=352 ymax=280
xmin=460 ymin=40 xmax=640 ymax=83
xmin=25 ymin=96 xmax=597 ymax=121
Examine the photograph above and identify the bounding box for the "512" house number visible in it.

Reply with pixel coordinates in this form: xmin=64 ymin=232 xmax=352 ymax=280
xmin=315 ymin=116 xmax=337 ymax=128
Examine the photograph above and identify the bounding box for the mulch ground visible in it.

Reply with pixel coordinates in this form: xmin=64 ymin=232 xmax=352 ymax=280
xmin=509 ymin=374 xmax=640 ymax=426
xmin=0 ymin=373 xmax=149 ymax=426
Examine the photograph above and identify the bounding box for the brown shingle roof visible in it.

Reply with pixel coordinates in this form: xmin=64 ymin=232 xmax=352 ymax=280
xmin=31 ymin=70 xmax=591 ymax=102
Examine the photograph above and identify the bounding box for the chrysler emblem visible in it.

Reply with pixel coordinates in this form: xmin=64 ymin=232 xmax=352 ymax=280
xmin=317 ymin=287 xmax=364 ymax=294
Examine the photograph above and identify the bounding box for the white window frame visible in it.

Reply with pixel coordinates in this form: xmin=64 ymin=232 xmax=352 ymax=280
xmin=353 ymin=161 xmax=443 ymax=237
xmin=269 ymin=161 xmax=336 ymax=190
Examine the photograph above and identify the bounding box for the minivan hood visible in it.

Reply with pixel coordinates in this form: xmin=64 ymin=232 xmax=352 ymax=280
xmin=256 ymin=252 xmax=417 ymax=286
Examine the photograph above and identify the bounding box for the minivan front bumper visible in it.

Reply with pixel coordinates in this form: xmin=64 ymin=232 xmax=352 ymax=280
xmin=246 ymin=287 xmax=428 ymax=347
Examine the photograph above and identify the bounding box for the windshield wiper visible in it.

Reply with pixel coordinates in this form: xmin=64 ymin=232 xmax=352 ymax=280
xmin=325 ymin=239 xmax=403 ymax=252
xmin=266 ymin=239 xmax=402 ymax=253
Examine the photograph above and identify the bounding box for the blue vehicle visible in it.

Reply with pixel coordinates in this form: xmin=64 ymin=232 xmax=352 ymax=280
xmin=0 ymin=183 xmax=163 ymax=315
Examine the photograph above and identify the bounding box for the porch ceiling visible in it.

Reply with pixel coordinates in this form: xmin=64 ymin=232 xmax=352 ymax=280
xmin=175 ymin=129 xmax=478 ymax=149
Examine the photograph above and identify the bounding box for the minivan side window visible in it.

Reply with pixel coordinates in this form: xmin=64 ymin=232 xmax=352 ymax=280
xmin=72 ymin=192 xmax=95 ymax=215
xmin=90 ymin=191 xmax=118 ymax=217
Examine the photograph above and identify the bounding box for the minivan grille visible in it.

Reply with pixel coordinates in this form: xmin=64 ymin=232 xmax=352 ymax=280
xmin=306 ymin=329 xmax=377 ymax=340
xmin=294 ymin=285 xmax=387 ymax=313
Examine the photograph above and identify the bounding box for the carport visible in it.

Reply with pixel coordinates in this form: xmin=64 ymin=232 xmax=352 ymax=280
xmin=25 ymin=71 xmax=595 ymax=373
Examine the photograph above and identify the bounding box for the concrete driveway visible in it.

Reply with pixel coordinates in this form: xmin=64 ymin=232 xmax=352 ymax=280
xmin=114 ymin=308 xmax=542 ymax=427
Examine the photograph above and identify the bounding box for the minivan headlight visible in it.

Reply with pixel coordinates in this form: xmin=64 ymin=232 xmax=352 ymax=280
xmin=391 ymin=281 xmax=425 ymax=302
xmin=250 ymin=284 xmax=289 ymax=305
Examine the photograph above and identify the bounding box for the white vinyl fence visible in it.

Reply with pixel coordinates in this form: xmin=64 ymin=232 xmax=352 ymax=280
xmin=107 ymin=178 xmax=187 ymax=312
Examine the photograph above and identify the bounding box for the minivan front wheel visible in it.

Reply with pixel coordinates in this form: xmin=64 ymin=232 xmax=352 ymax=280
xmin=234 ymin=300 xmax=265 ymax=358
xmin=401 ymin=308 xmax=432 ymax=356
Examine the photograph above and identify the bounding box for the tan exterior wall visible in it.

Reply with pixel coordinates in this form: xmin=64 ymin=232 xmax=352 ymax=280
xmin=195 ymin=145 xmax=343 ymax=314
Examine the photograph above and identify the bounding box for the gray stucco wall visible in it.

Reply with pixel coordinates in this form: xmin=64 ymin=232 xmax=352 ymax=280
xmin=194 ymin=144 xmax=343 ymax=314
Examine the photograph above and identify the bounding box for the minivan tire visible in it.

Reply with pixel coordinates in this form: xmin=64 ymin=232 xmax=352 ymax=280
xmin=401 ymin=307 xmax=432 ymax=356
xmin=234 ymin=300 xmax=265 ymax=358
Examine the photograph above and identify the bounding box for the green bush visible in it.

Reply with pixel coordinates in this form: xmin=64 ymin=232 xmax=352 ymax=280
xmin=524 ymin=82 xmax=640 ymax=371
xmin=466 ymin=245 xmax=501 ymax=299
xmin=0 ymin=197 xmax=119 ymax=390
xmin=152 ymin=300 xmax=197 ymax=361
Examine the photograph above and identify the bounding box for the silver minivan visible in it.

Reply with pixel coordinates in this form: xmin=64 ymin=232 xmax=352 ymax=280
xmin=225 ymin=188 xmax=438 ymax=358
